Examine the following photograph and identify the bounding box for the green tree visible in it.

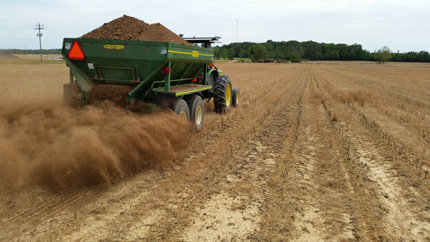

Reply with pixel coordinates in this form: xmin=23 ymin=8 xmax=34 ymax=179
xmin=248 ymin=44 xmax=267 ymax=62
xmin=228 ymin=48 xmax=235 ymax=60
xmin=416 ymin=51 xmax=430 ymax=62
xmin=239 ymin=49 xmax=247 ymax=61
xmin=221 ymin=49 xmax=229 ymax=60
xmin=302 ymin=41 xmax=321 ymax=60
xmin=375 ymin=46 xmax=392 ymax=64
xmin=286 ymin=40 xmax=303 ymax=61
xmin=213 ymin=46 xmax=220 ymax=59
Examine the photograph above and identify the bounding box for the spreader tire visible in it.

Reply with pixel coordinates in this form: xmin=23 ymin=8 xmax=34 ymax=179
xmin=186 ymin=94 xmax=205 ymax=132
xmin=232 ymin=87 xmax=239 ymax=107
xmin=174 ymin=99 xmax=190 ymax=121
xmin=214 ymin=75 xmax=232 ymax=113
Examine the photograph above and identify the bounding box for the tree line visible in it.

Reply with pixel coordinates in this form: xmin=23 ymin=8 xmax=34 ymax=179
xmin=0 ymin=49 xmax=61 ymax=55
xmin=2 ymin=42 xmax=429 ymax=63
xmin=213 ymin=40 xmax=430 ymax=63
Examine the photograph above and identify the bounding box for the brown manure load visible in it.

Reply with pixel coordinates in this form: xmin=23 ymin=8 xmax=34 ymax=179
xmin=81 ymin=15 xmax=191 ymax=45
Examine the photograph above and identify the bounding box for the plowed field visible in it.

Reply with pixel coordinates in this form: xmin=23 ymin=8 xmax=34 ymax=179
xmin=1 ymin=61 xmax=429 ymax=241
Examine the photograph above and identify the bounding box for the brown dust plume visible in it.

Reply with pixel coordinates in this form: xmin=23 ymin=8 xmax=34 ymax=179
xmin=0 ymin=97 xmax=191 ymax=190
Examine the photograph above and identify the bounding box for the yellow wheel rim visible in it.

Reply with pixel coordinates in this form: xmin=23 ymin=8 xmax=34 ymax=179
xmin=225 ymin=84 xmax=231 ymax=107
xmin=236 ymin=91 xmax=239 ymax=104
xmin=196 ymin=105 xmax=203 ymax=125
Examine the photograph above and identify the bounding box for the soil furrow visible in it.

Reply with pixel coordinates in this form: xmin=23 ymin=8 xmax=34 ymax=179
xmin=314 ymin=64 xmax=429 ymax=241
xmin=144 ymin=65 xmax=306 ymax=241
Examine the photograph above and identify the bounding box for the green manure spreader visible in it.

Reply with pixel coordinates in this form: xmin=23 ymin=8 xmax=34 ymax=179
xmin=62 ymin=36 xmax=239 ymax=131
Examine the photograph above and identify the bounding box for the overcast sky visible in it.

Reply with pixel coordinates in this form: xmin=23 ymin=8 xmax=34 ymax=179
xmin=0 ymin=0 xmax=429 ymax=52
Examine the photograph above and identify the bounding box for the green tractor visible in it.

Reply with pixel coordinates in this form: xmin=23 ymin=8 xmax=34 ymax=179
xmin=62 ymin=36 xmax=239 ymax=131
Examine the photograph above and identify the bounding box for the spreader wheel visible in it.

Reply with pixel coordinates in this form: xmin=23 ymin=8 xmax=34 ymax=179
xmin=232 ymin=87 xmax=239 ymax=107
xmin=174 ymin=98 xmax=190 ymax=121
xmin=214 ymin=75 xmax=232 ymax=113
xmin=186 ymin=94 xmax=205 ymax=132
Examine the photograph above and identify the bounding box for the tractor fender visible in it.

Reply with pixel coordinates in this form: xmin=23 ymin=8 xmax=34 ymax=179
xmin=207 ymin=69 xmax=223 ymax=77
xmin=205 ymin=70 xmax=220 ymax=93
xmin=202 ymin=69 xmax=223 ymax=99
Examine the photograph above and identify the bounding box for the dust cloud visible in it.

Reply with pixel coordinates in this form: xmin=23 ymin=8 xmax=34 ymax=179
xmin=0 ymin=97 xmax=191 ymax=190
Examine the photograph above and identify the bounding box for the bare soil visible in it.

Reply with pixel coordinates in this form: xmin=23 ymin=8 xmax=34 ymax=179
xmin=0 ymin=62 xmax=429 ymax=241
xmin=0 ymin=53 xmax=18 ymax=59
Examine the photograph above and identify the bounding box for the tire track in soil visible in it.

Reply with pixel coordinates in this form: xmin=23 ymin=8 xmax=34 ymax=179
xmin=313 ymin=65 xmax=430 ymax=241
xmin=343 ymin=102 xmax=430 ymax=240
xmin=260 ymin=66 xmax=357 ymax=241
xmin=313 ymin=70 xmax=384 ymax=241
xmin=263 ymin=68 xmax=314 ymax=240
xmin=143 ymin=65 xmax=306 ymax=241
xmin=289 ymin=67 xmax=356 ymax=241
xmin=225 ymin=69 xmax=310 ymax=241
xmin=193 ymin=66 xmax=312 ymax=241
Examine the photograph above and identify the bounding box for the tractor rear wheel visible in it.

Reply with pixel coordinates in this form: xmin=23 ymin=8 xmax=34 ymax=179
xmin=174 ymin=99 xmax=190 ymax=121
xmin=214 ymin=75 xmax=232 ymax=113
xmin=232 ymin=87 xmax=239 ymax=107
xmin=186 ymin=94 xmax=204 ymax=131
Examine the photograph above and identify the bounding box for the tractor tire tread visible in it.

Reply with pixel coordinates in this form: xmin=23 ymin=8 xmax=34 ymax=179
xmin=214 ymin=75 xmax=232 ymax=113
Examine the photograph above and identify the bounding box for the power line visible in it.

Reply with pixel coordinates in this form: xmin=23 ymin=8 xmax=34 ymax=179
xmin=35 ymin=23 xmax=44 ymax=61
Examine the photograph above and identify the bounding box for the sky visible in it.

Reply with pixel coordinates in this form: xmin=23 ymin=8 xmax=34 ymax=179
xmin=0 ymin=0 xmax=429 ymax=52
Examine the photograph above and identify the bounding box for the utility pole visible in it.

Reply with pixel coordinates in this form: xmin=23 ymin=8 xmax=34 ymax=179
xmin=35 ymin=23 xmax=44 ymax=61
